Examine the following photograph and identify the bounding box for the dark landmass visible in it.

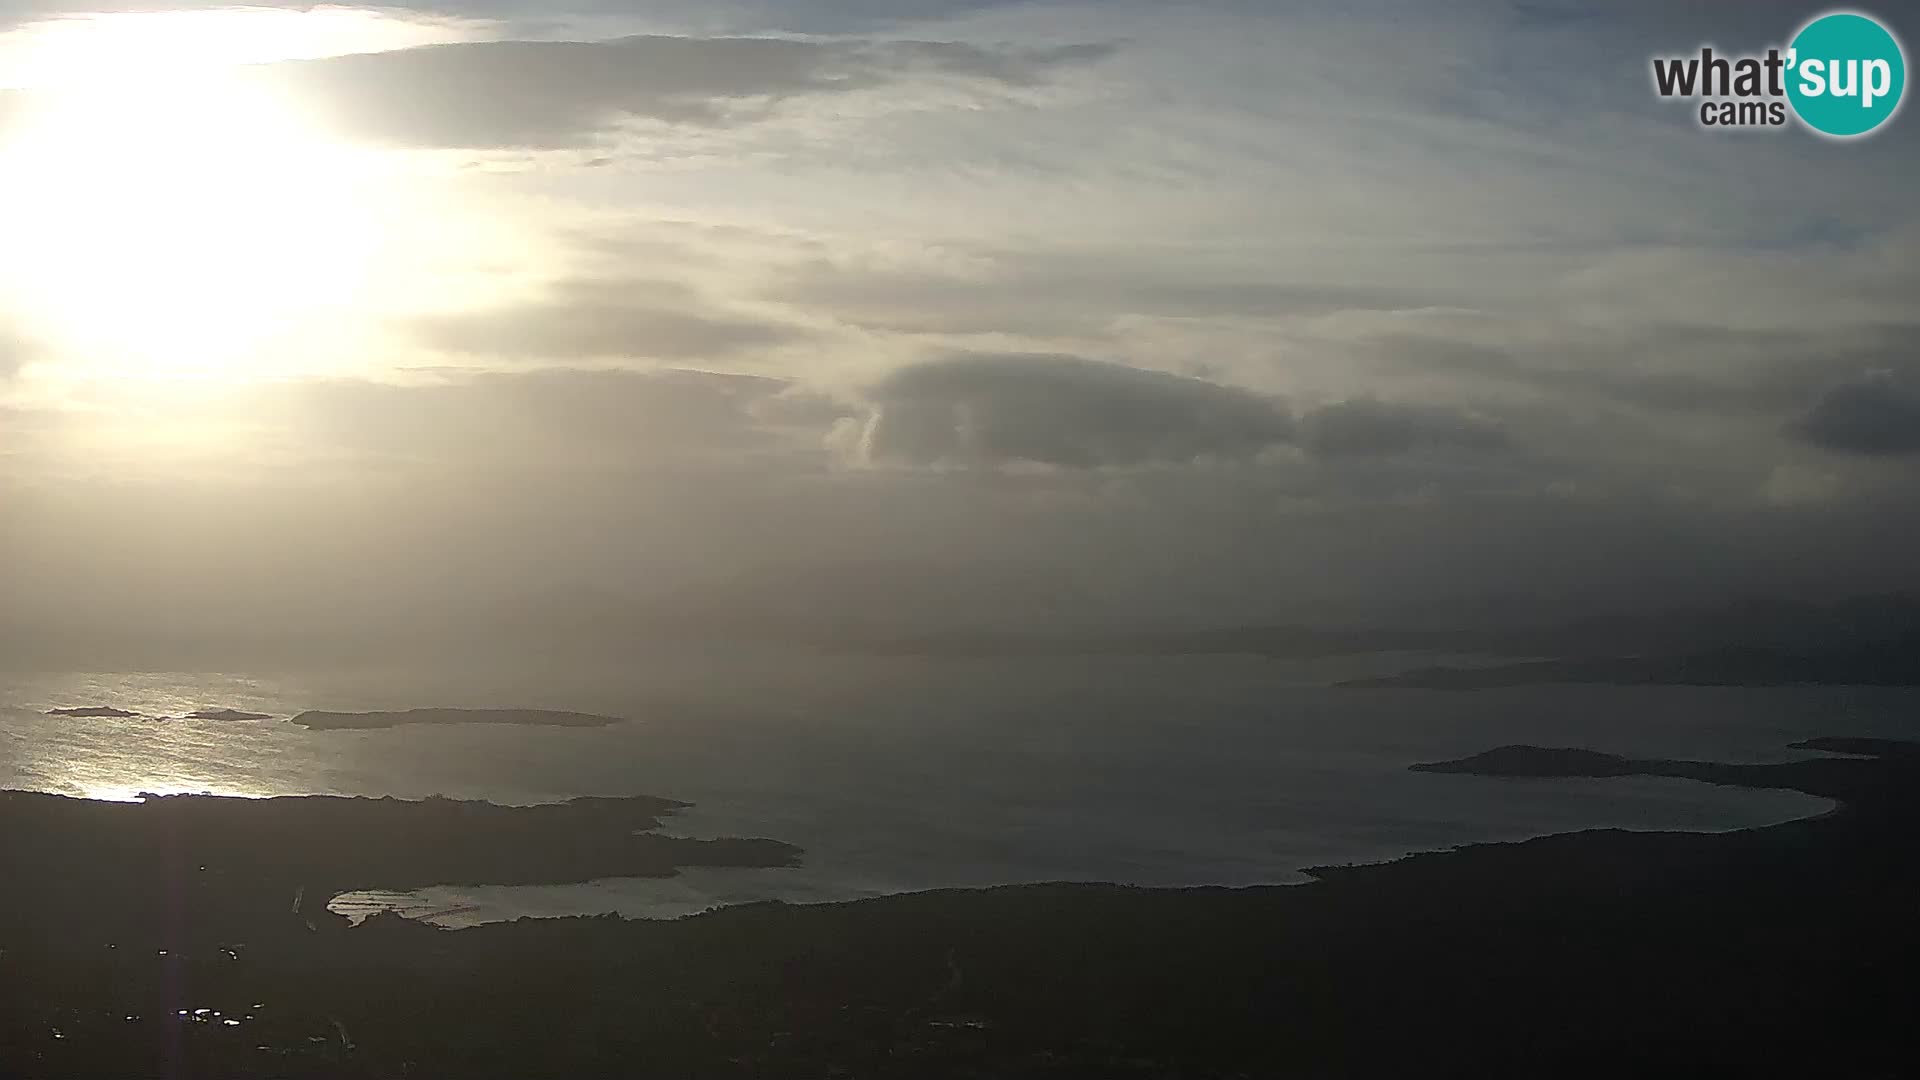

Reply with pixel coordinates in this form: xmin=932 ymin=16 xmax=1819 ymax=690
xmin=184 ymin=708 xmax=275 ymax=721
xmin=1409 ymin=744 xmax=1651 ymax=777
xmin=0 ymin=790 xmax=795 ymax=942
xmin=291 ymin=707 xmax=624 ymax=730
xmin=4 ymin=739 xmax=1917 ymax=1078
xmin=1340 ymin=644 xmax=1920 ymax=689
xmin=1407 ymin=737 xmax=1906 ymax=790
xmin=45 ymin=706 xmax=142 ymax=718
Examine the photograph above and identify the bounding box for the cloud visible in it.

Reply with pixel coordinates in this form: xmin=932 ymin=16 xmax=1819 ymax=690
xmin=0 ymin=0 xmax=1034 ymax=37
xmin=7 ymin=0 xmax=1920 ymax=635
xmin=243 ymin=35 xmax=1113 ymax=148
xmin=416 ymin=279 xmax=808 ymax=361
xmin=768 ymin=249 xmax=1429 ymax=338
xmin=881 ymin=40 xmax=1115 ymax=85
xmin=857 ymin=352 xmax=1293 ymax=468
xmin=1792 ymin=373 xmax=1920 ymax=457
xmin=1297 ymin=398 xmax=1507 ymax=457
xmin=277 ymin=367 xmax=823 ymax=471
xmin=848 ymin=353 xmax=1521 ymax=470
xmin=0 ymin=322 xmax=40 ymax=380
xmin=747 ymin=384 xmax=862 ymax=429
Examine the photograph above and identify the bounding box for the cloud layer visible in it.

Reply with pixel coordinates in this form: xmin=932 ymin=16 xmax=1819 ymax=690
xmin=853 ymin=353 xmax=1510 ymax=469
xmin=242 ymin=35 xmax=1113 ymax=148
xmin=1794 ymin=373 xmax=1920 ymax=457
xmin=858 ymin=353 xmax=1290 ymax=467
xmin=4 ymin=0 xmax=1920 ymax=639
xmin=1298 ymin=398 xmax=1507 ymax=458
xmin=416 ymin=279 xmax=808 ymax=361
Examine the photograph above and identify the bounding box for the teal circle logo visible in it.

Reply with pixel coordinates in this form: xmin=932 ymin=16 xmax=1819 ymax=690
xmin=1787 ymin=12 xmax=1906 ymax=137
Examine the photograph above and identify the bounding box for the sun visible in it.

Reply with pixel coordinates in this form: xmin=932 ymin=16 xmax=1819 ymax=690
xmin=0 ymin=10 xmax=550 ymax=384
xmin=0 ymin=8 xmax=493 ymax=381
xmin=0 ymin=70 xmax=390 ymax=378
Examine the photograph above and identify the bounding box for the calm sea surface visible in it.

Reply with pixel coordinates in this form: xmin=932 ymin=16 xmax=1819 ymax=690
xmin=5 ymin=650 xmax=1906 ymax=925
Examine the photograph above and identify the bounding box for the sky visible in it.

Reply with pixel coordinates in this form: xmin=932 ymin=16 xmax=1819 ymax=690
xmin=1 ymin=1 xmax=1917 ymax=655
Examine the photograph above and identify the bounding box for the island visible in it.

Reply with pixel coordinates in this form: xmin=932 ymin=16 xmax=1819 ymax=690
xmin=290 ymin=707 xmax=624 ymax=730
xmin=1339 ymin=644 xmax=1920 ymax=689
xmin=184 ymin=708 xmax=275 ymax=721
xmin=47 ymin=707 xmax=276 ymax=722
xmin=1403 ymin=737 xmax=1898 ymax=799
xmin=2 ymin=739 xmax=1914 ymax=1078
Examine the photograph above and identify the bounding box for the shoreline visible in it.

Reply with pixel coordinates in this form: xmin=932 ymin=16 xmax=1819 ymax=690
xmin=340 ymin=774 xmax=1835 ymax=929
xmin=5 ymin=737 xmax=1915 ymax=1076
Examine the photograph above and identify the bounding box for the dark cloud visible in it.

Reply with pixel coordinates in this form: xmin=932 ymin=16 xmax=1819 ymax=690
xmin=860 ymin=353 xmax=1294 ymax=468
xmin=1299 ymin=398 xmax=1508 ymax=457
xmin=854 ymin=353 xmax=1519 ymax=470
xmin=1363 ymin=322 xmax=1920 ymax=423
xmin=11 ymin=369 xmax=1920 ymax=655
xmin=416 ymin=279 xmax=807 ymax=361
xmin=1792 ymin=373 xmax=1920 ymax=457
xmin=241 ymin=35 xmax=1113 ymax=148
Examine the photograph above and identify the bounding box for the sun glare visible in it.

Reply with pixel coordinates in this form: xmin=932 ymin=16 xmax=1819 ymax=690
xmin=78 ymin=782 xmax=268 ymax=804
xmin=0 ymin=8 xmax=473 ymax=89
xmin=0 ymin=78 xmax=386 ymax=376
xmin=0 ymin=10 xmax=479 ymax=380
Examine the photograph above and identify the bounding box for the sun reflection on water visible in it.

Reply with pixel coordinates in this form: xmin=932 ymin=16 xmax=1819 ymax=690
xmin=77 ymin=782 xmax=270 ymax=804
xmin=8 ymin=671 xmax=305 ymax=801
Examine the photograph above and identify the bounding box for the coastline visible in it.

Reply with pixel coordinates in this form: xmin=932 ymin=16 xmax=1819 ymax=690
xmin=4 ymin=737 xmax=1915 ymax=1077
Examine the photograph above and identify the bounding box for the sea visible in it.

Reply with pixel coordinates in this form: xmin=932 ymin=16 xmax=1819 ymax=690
xmin=3 ymin=648 xmax=1909 ymax=927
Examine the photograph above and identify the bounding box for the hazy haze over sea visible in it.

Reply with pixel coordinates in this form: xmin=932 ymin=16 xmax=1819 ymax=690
xmin=5 ymin=650 xmax=1894 ymax=926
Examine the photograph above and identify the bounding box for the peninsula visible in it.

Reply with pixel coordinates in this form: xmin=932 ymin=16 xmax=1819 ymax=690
xmin=2 ymin=739 xmax=1914 ymax=1077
